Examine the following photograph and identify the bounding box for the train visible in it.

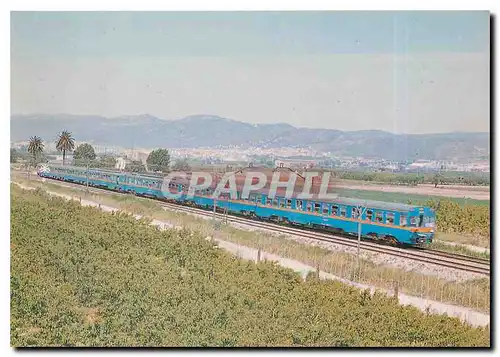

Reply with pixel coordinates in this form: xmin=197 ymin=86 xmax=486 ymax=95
xmin=37 ymin=164 xmax=436 ymax=246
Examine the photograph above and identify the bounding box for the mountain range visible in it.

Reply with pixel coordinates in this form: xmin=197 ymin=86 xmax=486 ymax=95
xmin=10 ymin=114 xmax=490 ymax=161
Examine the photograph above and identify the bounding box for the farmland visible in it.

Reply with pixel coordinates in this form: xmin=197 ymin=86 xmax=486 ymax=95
xmin=332 ymin=187 xmax=489 ymax=206
xmin=10 ymin=186 xmax=490 ymax=347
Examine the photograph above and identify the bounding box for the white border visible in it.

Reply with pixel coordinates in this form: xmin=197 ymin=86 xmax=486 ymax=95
xmin=3 ymin=2 xmax=496 ymax=355
xmin=5 ymin=1 xmax=500 ymax=11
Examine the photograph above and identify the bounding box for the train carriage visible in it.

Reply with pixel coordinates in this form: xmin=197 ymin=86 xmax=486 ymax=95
xmin=37 ymin=165 xmax=435 ymax=246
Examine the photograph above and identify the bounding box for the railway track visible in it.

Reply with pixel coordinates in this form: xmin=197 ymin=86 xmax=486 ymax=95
xmin=14 ymin=174 xmax=490 ymax=276
xmin=158 ymin=202 xmax=490 ymax=276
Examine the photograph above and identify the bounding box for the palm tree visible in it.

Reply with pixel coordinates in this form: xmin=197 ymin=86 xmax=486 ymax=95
xmin=27 ymin=136 xmax=44 ymax=163
xmin=56 ymin=130 xmax=75 ymax=165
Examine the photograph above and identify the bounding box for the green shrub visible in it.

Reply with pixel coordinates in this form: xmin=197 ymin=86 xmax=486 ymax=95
xmin=10 ymin=187 xmax=489 ymax=347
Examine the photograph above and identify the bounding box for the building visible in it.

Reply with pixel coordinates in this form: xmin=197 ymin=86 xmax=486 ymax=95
xmin=48 ymin=154 xmax=74 ymax=164
xmin=115 ymin=157 xmax=131 ymax=171
xmin=274 ymin=159 xmax=317 ymax=170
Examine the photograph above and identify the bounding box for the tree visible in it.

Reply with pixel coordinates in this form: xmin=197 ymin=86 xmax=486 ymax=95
xmin=432 ymin=173 xmax=442 ymax=188
xmin=73 ymin=143 xmax=96 ymax=163
xmin=10 ymin=148 xmax=18 ymax=163
xmin=27 ymin=136 xmax=44 ymax=164
xmin=55 ymin=130 xmax=75 ymax=165
xmin=146 ymin=148 xmax=170 ymax=172
xmin=99 ymin=155 xmax=117 ymax=169
xmin=128 ymin=160 xmax=146 ymax=173
xmin=172 ymin=158 xmax=191 ymax=172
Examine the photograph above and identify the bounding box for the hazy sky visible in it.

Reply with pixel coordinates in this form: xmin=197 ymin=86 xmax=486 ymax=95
xmin=11 ymin=11 xmax=490 ymax=134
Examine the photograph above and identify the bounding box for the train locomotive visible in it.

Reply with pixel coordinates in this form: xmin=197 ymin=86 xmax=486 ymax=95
xmin=37 ymin=164 xmax=436 ymax=247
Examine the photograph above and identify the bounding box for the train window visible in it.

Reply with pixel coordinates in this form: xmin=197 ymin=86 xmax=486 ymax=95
xmin=314 ymin=203 xmax=321 ymax=213
xmin=386 ymin=212 xmax=395 ymax=225
xmin=352 ymin=207 xmax=359 ymax=219
xmin=322 ymin=204 xmax=329 ymax=215
xmin=366 ymin=210 xmax=373 ymax=221
xmin=306 ymin=202 xmax=313 ymax=212
xmin=339 ymin=206 xmax=346 ymax=217
xmin=331 ymin=205 xmax=338 ymax=216
xmin=273 ymin=198 xmax=279 ymax=207
xmin=375 ymin=211 xmax=383 ymax=223
xmin=296 ymin=200 xmax=303 ymax=210
xmin=279 ymin=199 xmax=285 ymax=208
xmin=410 ymin=217 xmax=417 ymax=227
xmin=266 ymin=197 xmax=273 ymax=206
xmin=286 ymin=199 xmax=292 ymax=208
xmin=419 ymin=214 xmax=424 ymax=227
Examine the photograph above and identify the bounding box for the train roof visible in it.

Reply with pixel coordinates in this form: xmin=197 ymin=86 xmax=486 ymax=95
xmin=47 ymin=164 xmax=164 ymax=178
xmin=326 ymin=197 xmax=421 ymax=212
xmin=245 ymin=188 xmax=420 ymax=212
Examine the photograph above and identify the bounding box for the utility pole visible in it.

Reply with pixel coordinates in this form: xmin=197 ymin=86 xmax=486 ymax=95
xmin=356 ymin=204 xmax=368 ymax=275
xmin=86 ymin=159 xmax=90 ymax=194
xmin=213 ymin=167 xmax=217 ymax=221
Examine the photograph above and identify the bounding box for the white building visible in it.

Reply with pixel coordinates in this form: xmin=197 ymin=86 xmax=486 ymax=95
xmin=115 ymin=157 xmax=130 ymax=171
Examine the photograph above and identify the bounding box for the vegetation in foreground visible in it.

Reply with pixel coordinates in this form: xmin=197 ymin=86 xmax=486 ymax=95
xmin=11 ymin=179 xmax=491 ymax=312
xmin=11 ymin=187 xmax=489 ymax=347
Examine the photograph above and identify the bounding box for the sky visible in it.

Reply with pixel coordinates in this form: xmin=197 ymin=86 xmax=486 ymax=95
xmin=11 ymin=11 xmax=490 ymax=134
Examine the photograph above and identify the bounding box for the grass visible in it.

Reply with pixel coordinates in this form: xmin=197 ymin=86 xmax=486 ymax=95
xmin=215 ymin=226 xmax=490 ymax=313
xmin=435 ymin=232 xmax=490 ymax=250
xmin=333 ymin=188 xmax=490 ymax=206
xmin=11 ymin=187 xmax=490 ymax=347
xmin=428 ymin=241 xmax=489 ymax=260
xmin=11 ymin=179 xmax=491 ymax=313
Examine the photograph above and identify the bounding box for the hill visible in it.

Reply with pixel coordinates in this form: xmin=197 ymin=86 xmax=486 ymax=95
xmin=10 ymin=114 xmax=489 ymax=160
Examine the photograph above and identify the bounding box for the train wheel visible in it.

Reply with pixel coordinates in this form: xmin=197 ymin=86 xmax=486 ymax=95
xmin=383 ymin=235 xmax=399 ymax=246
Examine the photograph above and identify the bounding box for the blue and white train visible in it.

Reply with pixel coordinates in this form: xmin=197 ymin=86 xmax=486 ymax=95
xmin=37 ymin=165 xmax=436 ymax=246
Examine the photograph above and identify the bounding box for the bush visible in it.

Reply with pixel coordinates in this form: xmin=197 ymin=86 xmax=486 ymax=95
xmin=10 ymin=187 xmax=490 ymax=347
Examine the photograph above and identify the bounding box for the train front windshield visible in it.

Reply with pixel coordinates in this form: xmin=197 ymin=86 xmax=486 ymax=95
xmin=423 ymin=215 xmax=436 ymax=228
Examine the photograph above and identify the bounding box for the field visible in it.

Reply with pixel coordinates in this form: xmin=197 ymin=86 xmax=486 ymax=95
xmin=331 ymin=187 xmax=489 ymax=206
xmin=12 ymin=178 xmax=492 ymax=308
xmin=10 ymin=186 xmax=490 ymax=346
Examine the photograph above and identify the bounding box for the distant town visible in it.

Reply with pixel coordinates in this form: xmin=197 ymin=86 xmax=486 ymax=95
xmin=11 ymin=140 xmax=490 ymax=173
